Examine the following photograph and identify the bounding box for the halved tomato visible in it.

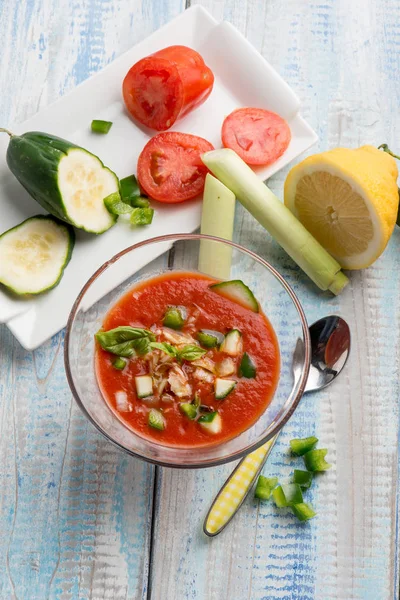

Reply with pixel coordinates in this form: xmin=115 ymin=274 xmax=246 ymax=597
xmin=221 ymin=107 xmax=291 ymax=166
xmin=137 ymin=132 xmax=214 ymax=203
xmin=123 ymin=46 xmax=214 ymax=131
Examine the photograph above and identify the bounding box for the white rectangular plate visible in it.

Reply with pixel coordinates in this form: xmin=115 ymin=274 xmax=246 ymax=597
xmin=0 ymin=5 xmax=317 ymax=350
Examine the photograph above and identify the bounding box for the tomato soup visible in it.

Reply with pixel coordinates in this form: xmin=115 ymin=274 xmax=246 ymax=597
xmin=95 ymin=272 xmax=279 ymax=447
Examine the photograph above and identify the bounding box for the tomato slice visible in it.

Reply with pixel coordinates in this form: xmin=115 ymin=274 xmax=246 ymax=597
xmin=137 ymin=132 xmax=214 ymax=203
xmin=221 ymin=108 xmax=291 ymax=166
xmin=123 ymin=46 xmax=214 ymax=131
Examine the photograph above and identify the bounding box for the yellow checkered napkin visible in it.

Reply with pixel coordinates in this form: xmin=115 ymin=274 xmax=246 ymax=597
xmin=205 ymin=439 xmax=275 ymax=535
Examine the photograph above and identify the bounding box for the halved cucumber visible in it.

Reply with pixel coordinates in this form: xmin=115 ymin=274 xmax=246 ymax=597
xmin=135 ymin=375 xmax=153 ymax=398
xmin=209 ymin=280 xmax=259 ymax=312
xmin=198 ymin=411 xmax=222 ymax=434
xmin=215 ymin=378 xmax=237 ymax=399
xmin=220 ymin=329 xmax=243 ymax=356
xmin=0 ymin=215 xmax=74 ymax=295
xmin=6 ymin=131 xmax=119 ymax=233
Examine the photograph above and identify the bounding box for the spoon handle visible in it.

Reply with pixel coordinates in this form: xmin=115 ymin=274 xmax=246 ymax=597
xmin=203 ymin=434 xmax=279 ymax=536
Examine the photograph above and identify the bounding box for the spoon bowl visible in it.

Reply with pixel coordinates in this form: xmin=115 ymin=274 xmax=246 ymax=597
xmin=305 ymin=315 xmax=350 ymax=393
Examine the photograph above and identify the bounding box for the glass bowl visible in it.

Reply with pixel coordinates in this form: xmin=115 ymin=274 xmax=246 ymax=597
xmin=64 ymin=234 xmax=311 ymax=468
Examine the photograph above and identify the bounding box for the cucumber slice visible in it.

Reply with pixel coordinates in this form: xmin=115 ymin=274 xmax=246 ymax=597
xmin=148 ymin=409 xmax=165 ymax=431
xmin=239 ymin=352 xmax=256 ymax=378
xmin=6 ymin=132 xmax=119 ymax=234
xmin=197 ymin=329 xmax=224 ymax=348
xmin=209 ymin=280 xmax=259 ymax=313
xmin=215 ymin=378 xmax=237 ymax=399
xmin=198 ymin=173 xmax=236 ymax=279
xmin=0 ymin=215 xmax=74 ymax=295
xmin=220 ymin=329 xmax=242 ymax=356
xmin=135 ymin=375 xmax=153 ymax=398
xmin=198 ymin=411 xmax=222 ymax=434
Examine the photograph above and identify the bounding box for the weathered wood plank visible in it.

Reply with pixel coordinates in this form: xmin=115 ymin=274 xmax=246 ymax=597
xmin=149 ymin=1 xmax=400 ymax=599
xmin=0 ymin=1 xmax=184 ymax=599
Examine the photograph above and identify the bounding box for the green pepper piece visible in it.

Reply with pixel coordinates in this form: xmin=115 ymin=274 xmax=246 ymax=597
xmin=148 ymin=409 xmax=165 ymax=431
xmin=120 ymin=174 xmax=141 ymax=205
xmin=179 ymin=403 xmax=197 ymax=420
xmin=238 ymin=352 xmax=256 ymax=378
xmin=132 ymin=196 xmax=150 ymax=208
xmin=91 ymin=119 xmax=113 ymax=134
xmin=291 ymin=502 xmax=317 ymax=522
xmin=254 ymin=475 xmax=278 ymax=500
xmin=104 ymin=192 xmax=133 ymax=215
xmin=130 ymin=207 xmax=154 ymax=226
xmin=293 ymin=469 xmax=313 ymax=489
xmin=112 ymin=357 xmax=127 ymax=370
xmin=163 ymin=307 xmax=186 ymax=330
xmin=197 ymin=329 xmax=223 ymax=348
xmin=290 ymin=436 xmax=318 ymax=456
xmin=303 ymin=448 xmax=332 ymax=472
xmin=272 ymin=484 xmax=303 ymax=507
xmin=272 ymin=485 xmax=287 ymax=508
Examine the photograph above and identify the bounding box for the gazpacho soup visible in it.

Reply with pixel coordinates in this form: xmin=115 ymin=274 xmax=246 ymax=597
xmin=95 ymin=272 xmax=280 ymax=447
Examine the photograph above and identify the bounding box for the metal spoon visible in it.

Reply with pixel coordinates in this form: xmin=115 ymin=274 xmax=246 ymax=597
xmin=203 ymin=315 xmax=350 ymax=537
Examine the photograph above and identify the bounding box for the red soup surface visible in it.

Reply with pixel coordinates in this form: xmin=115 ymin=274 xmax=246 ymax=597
xmin=95 ymin=272 xmax=280 ymax=447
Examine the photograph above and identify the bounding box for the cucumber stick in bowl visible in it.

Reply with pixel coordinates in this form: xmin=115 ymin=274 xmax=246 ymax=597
xmin=2 ymin=129 xmax=119 ymax=234
xmin=0 ymin=215 xmax=74 ymax=295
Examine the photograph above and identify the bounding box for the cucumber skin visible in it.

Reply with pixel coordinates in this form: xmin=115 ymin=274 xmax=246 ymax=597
xmin=0 ymin=214 xmax=75 ymax=296
xmin=6 ymin=132 xmax=118 ymax=233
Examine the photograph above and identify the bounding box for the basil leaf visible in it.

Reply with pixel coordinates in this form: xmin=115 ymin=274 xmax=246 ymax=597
xmin=104 ymin=192 xmax=133 ymax=215
xmin=132 ymin=336 xmax=151 ymax=356
xmin=130 ymin=207 xmax=154 ymax=226
xmin=150 ymin=342 xmax=178 ymax=357
xmin=178 ymin=345 xmax=207 ymax=361
xmin=95 ymin=326 xmax=155 ymax=357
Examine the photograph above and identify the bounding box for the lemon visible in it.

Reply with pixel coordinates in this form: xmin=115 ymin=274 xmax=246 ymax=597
xmin=284 ymin=145 xmax=399 ymax=269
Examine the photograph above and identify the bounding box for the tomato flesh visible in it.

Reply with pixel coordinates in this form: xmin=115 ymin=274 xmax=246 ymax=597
xmin=123 ymin=45 xmax=214 ymax=131
xmin=137 ymin=132 xmax=214 ymax=203
xmin=221 ymin=107 xmax=291 ymax=166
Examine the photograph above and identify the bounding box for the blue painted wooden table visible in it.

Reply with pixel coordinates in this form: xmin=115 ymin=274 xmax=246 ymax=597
xmin=1 ymin=1 xmax=400 ymax=598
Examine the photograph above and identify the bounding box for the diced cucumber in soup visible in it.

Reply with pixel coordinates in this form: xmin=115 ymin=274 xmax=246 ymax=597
xmin=214 ymin=378 xmax=237 ymax=399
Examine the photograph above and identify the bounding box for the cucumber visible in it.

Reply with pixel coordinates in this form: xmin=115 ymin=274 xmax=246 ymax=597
xmin=198 ymin=173 xmax=236 ymax=279
xmin=198 ymin=411 xmax=222 ymax=434
xmin=214 ymin=378 xmax=237 ymax=399
xmin=135 ymin=375 xmax=153 ymax=398
xmin=220 ymin=329 xmax=242 ymax=356
xmin=0 ymin=215 xmax=74 ymax=295
xmin=4 ymin=130 xmax=119 ymax=233
xmin=209 ymin=280 xmax=259 ymax=313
